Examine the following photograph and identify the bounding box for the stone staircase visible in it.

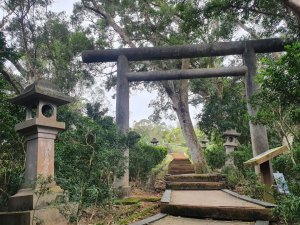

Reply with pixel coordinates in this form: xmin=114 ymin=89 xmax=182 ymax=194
xmin=166 ymin=173 xmax=226 ymax=190
xmin=130 ymin=153 xmax=276 ymax=224
xmin=168 ymin=158 xmax=195 ymax=175
xmin=162 ymin=154 xmax=275 ymax=222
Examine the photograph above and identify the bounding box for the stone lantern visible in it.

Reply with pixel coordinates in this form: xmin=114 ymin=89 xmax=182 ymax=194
xmin=8 ymin=79 xmax=73 ymax=213
xmin=200 ymin=136 xmax=209 ymax=150
xmin=223 ymin=129 xmax=241 ymax=167
xmin=150 ymin=137 xmax=159 ymax=146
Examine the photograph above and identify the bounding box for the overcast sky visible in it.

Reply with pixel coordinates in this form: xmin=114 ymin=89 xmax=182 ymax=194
xmin=50 ymin=0 xmax=200 ymax=127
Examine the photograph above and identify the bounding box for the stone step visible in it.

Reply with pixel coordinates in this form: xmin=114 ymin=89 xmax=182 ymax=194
xmin=168 ymin=166 xmax=194 ymax=171
xmin=143 ymin=215 xmax=263 ymax=225
xmin=166 ymin=174 xmax=224 ymax=182
xmin=161 ymin=204 xmax=272 ymax=221
xmin=168 ymin=165 xmax=193 ymax=168
xmin=170 ymin=157 xmax=191 ymax=161
xmin=168 ymin=170 xmax=195 ymax=175
xmin=166 ymin=181 xmax=225 ymax=190
xmin=169 ymin=162 xmax=192 ymax=166
xmin=169 ymin=162 xmax=193 ymax=166
xmin=160 ymin=190 xmax=274 ymax=221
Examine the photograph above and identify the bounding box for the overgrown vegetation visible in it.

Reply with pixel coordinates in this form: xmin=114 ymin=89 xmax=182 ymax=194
xmin=0 ymin=0 xmax=300 ymax=224
xmin=0 ymin=78 xmax=24 ymax=210
xmin=129 ymin=138 xmax=168 ymax=184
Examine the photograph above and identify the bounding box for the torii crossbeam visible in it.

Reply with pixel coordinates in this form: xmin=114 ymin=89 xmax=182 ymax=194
xmin=82 ymin=38 xmax=286 ymax=198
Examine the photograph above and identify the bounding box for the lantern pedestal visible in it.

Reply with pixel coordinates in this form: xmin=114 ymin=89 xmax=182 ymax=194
xmin=9 ymin=117 xmax=65 ymax=212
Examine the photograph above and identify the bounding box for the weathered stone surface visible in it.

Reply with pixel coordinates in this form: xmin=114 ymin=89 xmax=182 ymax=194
xmin=4 ymin=79 xmax=71 ymax=225
xmin=160 ymin=190 xmax=274 ymax=221
xmin=166 ymin=181 xmax=225 ymax=190
xmin=0 ymin=208 xmax=68 ymax=225
xmin=8 ymin=185 xmax=63 ymax=212
xmin=168 ymin=156 xmax=195 ymax=175
xmin=165 ymin=174 xmax=224 ymax=183
xmin=161 ymin=204 xmax=272 ymax=221
xmin=11 ymin=79 xmax=73 ymax=107
xmin=150 ymin=216 xmax=256 ymax=225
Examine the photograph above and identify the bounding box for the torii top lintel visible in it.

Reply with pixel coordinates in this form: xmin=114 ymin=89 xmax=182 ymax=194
xmin=82 ymin=38 xmax=286 ymax=63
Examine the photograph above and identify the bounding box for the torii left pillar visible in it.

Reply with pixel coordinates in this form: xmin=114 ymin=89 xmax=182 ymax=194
xmin=114 ymin=55 xmax=130 ymax=197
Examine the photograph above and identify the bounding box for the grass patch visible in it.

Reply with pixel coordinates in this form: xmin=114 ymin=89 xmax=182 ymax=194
xmin=114 ymin=198 xmax=141 ymax=205
xmin=117 ymin=204 xmax=159 ymax=225
xmin=114 ymin=196 xmax=161 ymax=205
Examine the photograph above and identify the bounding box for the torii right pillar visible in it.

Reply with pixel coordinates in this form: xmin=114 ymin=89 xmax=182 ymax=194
xmin=243 ymin=45 xmax=273 ymax=201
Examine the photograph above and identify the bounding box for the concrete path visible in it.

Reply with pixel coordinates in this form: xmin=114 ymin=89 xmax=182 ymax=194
xmin=151 ymin=216 xmax=255 ymax=225
xmin=170 ymin=190 xmax=264 ymax=208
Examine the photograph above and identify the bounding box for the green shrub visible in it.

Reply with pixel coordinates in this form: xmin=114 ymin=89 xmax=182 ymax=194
xmin=0 ymin=79 xmax=25 ymax=210
xmin=223 ymin=166 xmax=243 ymax=189
xmin=205 ymin=144 xmax=225 ymax=169
xmin=223 ymin=167 xmax=264 ymax=200
xmin=129 ymin=142 xmax=168 ymax=183
xmin=55 ymin=112 xmax=127 ymax=208
xmin=272 ymin=145 xmax=300 ymax=196
xmin=273 ymin=194 xmax=300 ymax=224
xmin=233 ymin=145 xmax=253 ymax=174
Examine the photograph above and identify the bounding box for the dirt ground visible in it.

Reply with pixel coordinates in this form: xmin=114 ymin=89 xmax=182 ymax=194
xmin=78 ymin=188 xmax=162 ymax=225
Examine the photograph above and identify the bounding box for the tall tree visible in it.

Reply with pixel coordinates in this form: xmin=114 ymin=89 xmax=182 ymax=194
xmin=78 ymin=0 xmax=210 ymax=172
xmin=203 ymin=0 xmax=300 ymax=38
xmin=0 ymin=0 xmax=94 ymax=94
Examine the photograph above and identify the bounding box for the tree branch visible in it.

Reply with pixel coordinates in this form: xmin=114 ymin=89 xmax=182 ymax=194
xmin=237 ymin=21 xmax=259 ymax=39
xmin=0 ymin=69 xmax=23 ymax=94
xmin=8 ymin=58 xmax=28 ymax=77
xmin=81 ymin=0 xmax=136 ymax=48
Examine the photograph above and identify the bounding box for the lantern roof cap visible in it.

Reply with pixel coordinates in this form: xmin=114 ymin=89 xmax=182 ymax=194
xmin=151 ymin=137 xmax=159 ymax=143
xmin=11 ymin=79 xmax=73 ymax=106
xmin=200 ymin=136 xmax=209 ymax=143
xmin=223 ymin=129 xmax=241 ymax=137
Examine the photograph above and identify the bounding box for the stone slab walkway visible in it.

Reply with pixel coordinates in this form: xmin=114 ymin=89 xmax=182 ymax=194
xmin=151 ymin=216 xmax=255 ymax=225
xmin=170 ymin=190 xmax=265 ymax=208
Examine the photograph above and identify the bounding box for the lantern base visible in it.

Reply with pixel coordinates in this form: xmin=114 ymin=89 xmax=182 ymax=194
xmin=0 ymin=207 xmax=68 ymax=225
xmin=8 ymin=183 xmax=65 ymax=212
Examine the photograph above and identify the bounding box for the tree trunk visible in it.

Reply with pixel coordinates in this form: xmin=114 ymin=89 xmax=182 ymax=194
xmin=82 ymin=1 xmax=209 ymax=173
xmin=162 ymin=59 xmax=208 ymax=173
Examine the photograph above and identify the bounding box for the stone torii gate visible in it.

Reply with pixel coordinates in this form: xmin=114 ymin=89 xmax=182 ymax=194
xmin=82 ymin=38 xmax=286 ymax=196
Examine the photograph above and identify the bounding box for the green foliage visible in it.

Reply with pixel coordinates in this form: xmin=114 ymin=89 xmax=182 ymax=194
xmin=233 ymin=145 xmax=253 ymax=174
xmin=0 ymin=32 xmax=17 ymax=68
xmin=253 ymin=43 xmax=300 ymax=127
xmin=193 ymin=79 xmax=250 ymax=145
xmin=203 ymin=0 xmax=299 ymax=38
xmin=55 ymin=108 xmax=127 ymax=208
xmin=270 ymin=152 xmax=300 ymax=215
xmin=273 ymin=194 xmax=300 ymax=224
xmin=0 ymin=78 xmax=25 ymax=210
xmin=165 ymin=127 xmax=186 ymax=146
xmin=3 ymin=1 xmax=94 ymax=93
xmin=272 ymin=144 xmax=300 ymax=196
xmin=116 ymin=204 xmax=159 ymax=225
xmin=129 ymin=140 xmax=168 ymax=183
xmin=205 ymin=144 xmax=225 ymax=169
xmin=132 ymin=119 xmax=169 ymax=144
xmin=224 ymin=167 xmax=265 ymax=200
